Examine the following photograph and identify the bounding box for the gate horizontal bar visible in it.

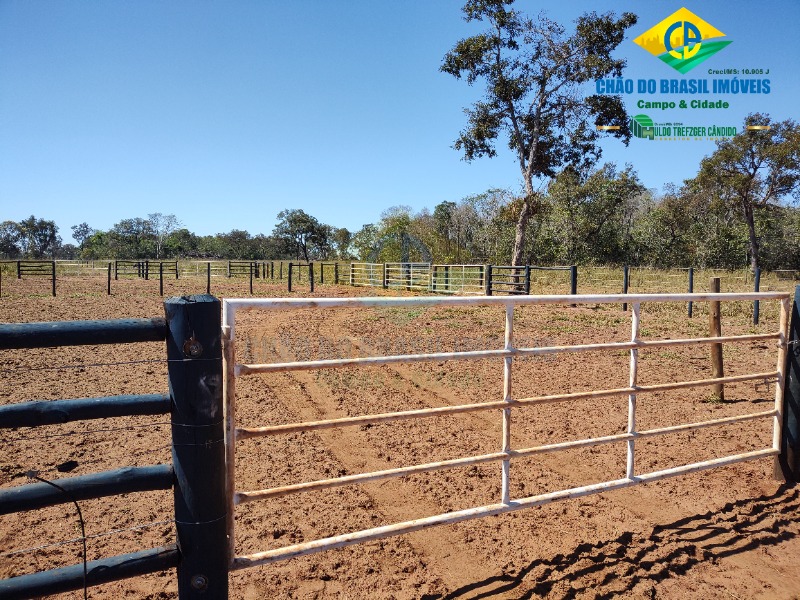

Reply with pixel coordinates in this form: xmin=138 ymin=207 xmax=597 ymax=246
xmin=0 ymin=318 xmax=167 ymax=349
xmin=0 ymin=394 xmax=171 ymax=428
xmin=236 ymin=409 xmax=776 ymax=503
xmin=231 ymin=448 xmax=777 ymax=570
xmin=237 ymin=333 xmax=779 ymax=375
xmin=0 ymin=544 xmax=180 ymax=600
xmin=236 ymin=371 xmax=778 ymax=438
xmin=0 ymin=464 xmax=173 ymax=515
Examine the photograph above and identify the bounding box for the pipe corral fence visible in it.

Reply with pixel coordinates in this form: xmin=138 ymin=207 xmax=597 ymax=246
xmin=0 ymin=296 xmax=227 ymax=599
xmin=221 ymin=290 xmax=800 ymax=573
xmin=1 ymin=289 xmax=800 ymax=597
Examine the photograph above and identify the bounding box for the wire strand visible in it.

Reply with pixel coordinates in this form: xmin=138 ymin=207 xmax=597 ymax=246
xmin=0 ymin=518 xmax=176 ymax=559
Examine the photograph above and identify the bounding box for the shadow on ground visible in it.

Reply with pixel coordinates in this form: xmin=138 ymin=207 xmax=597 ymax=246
xmin=422 ymin=483 xmax=799 ymax=600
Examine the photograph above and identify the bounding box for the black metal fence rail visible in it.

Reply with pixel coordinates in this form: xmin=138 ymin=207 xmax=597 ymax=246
xmin=114 ymin=260 xmax=147 ymax=279
xmin=0 ymin=296 xmax=228 ymax=599
xmin=227 ymin=260 xmax=260 ymax=278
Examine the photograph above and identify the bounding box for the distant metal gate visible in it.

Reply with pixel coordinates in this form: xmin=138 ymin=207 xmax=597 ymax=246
xmin=222 ymin=291 xmax=790 ymax=570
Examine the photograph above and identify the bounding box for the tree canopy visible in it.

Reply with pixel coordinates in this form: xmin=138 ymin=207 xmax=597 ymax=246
xmin=441 ymin=0 xmax=638 ymax=264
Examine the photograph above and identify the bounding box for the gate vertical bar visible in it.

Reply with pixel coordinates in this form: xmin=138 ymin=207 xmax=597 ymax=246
xmin=165 ymin=295 xmax=228 ymax=599
xmin=710 ymin=277 xmax=724 ymax=400
xmin=501 ymin=304 xmax=514 ymax=504
xmin=778 ymin=288 xmax=800 ymax=480
xmin=222 ymin=308 xmax=237 ymax=568
xmin=627 ymin=302 xmax=641 ymax=479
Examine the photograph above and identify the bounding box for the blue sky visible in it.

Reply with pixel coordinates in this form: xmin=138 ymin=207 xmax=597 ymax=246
xmin=1 ymin=1 xmax=798 ymax=245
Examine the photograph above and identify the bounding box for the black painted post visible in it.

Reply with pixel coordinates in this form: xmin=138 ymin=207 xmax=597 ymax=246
xmin=405 ymin=264 xmax=411 ymax=291
xmin=309 ymin=263 xmax=315 ymax=292
xmin=569 ymin=265 xmax=577 ymax=306
xmin=206 ymin=262 xmax=211 ymax=294
xmin=688 ymin=267 xmax=695 ymax=318
xmin=622 ymin=265 xmax=629 ymax=312
xmin=51 ymin=261 xmax=56 ymax=297
xmin=175 ymin=261 xmax=180 ymax=280
xmin=164 ymin=295 xmax=228 ymax=599
xmin=335 ymin=262 xmax=339 ymax=285
xmin=754 ymin=267 xmax=761 ymax=325
xmin=16 ymin=261 xmax=20 ymax=279
xmin=349 ymin=263 xmax=354 ymax=286
xmin=115 ymin=261 xmax=119 ymax=281
xmin=279 ymin=262 xmax=283 ymax=280
xmin=320 ymin=263 xmax=324 ymax=285
xmin=107 ymin=262 xmax=111 ymax=295
xmin=445 ymin=265 xmax=451 ymax=292
xmin=485 ymin=265 xmax=493 ymax=296
xmin=227 ymin=261 xmax=231 ymax=278
xmin=249 ymin=263 xmax=254 ymax=295
xmin=778 ymin=285 xmax=800 ymax=481
xmin=145 ymin=260 xmax=150 ymax=281
xmin=159 ymin=262 xmax=164 ymax=297
xmin=288 ymin=262 xmax=293 ymax=292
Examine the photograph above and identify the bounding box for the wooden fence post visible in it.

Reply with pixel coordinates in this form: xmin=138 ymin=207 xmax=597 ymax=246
xmin=309 ymin=263 xmax=315 ymax=293
xmin=288 ymin=263 xmax=293 ymax=292
xmin=688 ymin=267 xmax=694 ymax=318
xmin=334 ymin=262 xmax=339 ymax=285
xmin=485 ymin=265 xmax=493 ymax=296
xmin=622 ymin=265 xmax=629 ymax=312
xmin=778 ymin=285 xmax=800 ymax=481
xmin=709 ymin=277 xmax=724 ymax=401
xmin=16 ymin=261 xmax=21 ymax=279
xmin=164 ymin=295 xmax=228 ymax=599
xmin=753 ymin=267 xmax=761 ymax=325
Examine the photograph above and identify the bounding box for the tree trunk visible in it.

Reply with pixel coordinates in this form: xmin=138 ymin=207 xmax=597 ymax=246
xmin=511 ymin=198 xmax=532 ymax=266
xmin=744 ymin=203 xmax=760 ymax=272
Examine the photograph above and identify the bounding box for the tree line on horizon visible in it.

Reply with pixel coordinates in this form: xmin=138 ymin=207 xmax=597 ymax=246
xmin=2 ymin=157 xmax=799 ymax=271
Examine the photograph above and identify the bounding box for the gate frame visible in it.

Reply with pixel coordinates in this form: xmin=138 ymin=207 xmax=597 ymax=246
xmin=221 ymin=291 xmax=791 ymax=571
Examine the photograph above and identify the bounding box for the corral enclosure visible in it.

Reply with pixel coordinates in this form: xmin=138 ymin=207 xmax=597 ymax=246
xmin=1 ymin=276 xmax=800 ymax=599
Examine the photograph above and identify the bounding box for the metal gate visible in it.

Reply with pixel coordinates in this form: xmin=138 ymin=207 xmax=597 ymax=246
xmin=221 ymin=291 xmax=790 ymax=571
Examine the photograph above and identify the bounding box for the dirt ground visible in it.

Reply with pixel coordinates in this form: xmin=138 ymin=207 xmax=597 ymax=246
xmin=1 ymin=275 xmax=799 ymax=599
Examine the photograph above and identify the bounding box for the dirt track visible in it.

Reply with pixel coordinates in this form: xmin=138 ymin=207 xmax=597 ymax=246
xmin=1 ymin=276 xmax=799 ymax=599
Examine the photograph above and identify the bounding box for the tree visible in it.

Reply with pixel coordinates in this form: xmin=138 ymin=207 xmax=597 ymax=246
xmin=17 ymin=216 xmax=60 ymax=258
xmin=546 ymin=163 xmax=644 ymax=264
xmin=0 ymin=221 xmax=21 ymax=258
xmin=148 ymin=213 xmax=182 ymax=259
xmin=71 ymin=222 xmax=95 ymax=249
xmin=441 ymin=0 xmax=637 ymax=264
xmin=273 ymin=209 xmax=330 ymax=261
xmin=330 ymin=227 xmax=353 ymax=259
xmin=690 ymin=113 xmax=800 ymax=271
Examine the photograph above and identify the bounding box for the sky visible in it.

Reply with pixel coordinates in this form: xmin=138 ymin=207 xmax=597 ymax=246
xmin=1 ymin=0 xmax=798 ymax=245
